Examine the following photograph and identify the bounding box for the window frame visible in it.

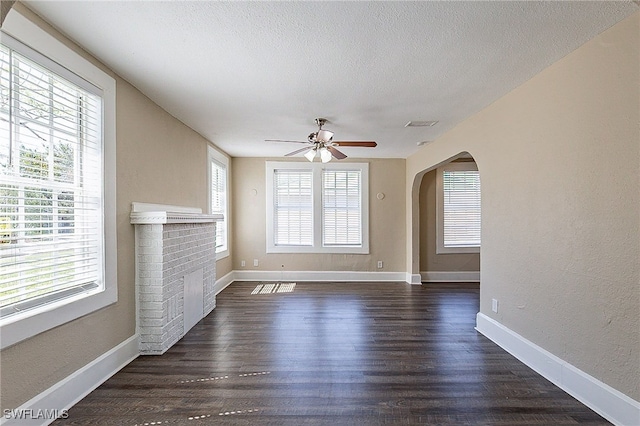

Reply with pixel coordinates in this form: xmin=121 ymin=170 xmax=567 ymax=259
xmin=266 ymin=161 xmax=369 ymax=254
xmin=207 ymin=145 xmax=229 ymax=259
xmin=0 ymin=11 xmax=117 ymax=349
xmin=435 ymin=161 xmax=481 ymax=254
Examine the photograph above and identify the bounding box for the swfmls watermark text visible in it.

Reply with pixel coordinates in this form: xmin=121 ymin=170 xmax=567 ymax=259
xmin=3 ymin=409 xmax=69 ymax=420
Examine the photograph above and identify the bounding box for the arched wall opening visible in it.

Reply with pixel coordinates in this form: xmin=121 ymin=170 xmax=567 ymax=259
xmin=418 ymin=153 xmax=480 ymax=283
xmin=407 ymin=151 xmax=481 ymax=284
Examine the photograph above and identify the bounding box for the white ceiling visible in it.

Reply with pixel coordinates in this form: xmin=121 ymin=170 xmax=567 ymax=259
xmin=21 ymin=1 xmax=638 ymax=159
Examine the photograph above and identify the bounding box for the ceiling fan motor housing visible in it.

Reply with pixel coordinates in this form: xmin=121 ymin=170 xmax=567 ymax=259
xmin=315 ymin=117 xmax=328 ymax=127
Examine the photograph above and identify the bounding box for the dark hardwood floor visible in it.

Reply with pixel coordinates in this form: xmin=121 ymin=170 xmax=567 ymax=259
xmin=54 ymin=282 xmax=609 ymax=425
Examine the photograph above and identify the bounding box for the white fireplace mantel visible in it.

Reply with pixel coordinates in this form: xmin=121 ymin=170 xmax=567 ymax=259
xmin=130 ymin=202 xmax=223 ymax=224
xmin=130 ymin=211 xmax=222 ymax=224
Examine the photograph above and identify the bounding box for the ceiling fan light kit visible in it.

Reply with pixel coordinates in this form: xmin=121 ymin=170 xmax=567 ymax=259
xmin=320 ymin=147 xmax=332 ymax=163
xmin=303 ymin=146 xmax=333 ymax=163
xmin=304 ymin=149 xmax=317 ymax=162
xmin=266 ymin=117 xmax=377 ymax=162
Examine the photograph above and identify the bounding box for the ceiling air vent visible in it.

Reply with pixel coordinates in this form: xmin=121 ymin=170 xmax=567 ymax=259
xmin=405 ymin=120 xmax=438 ymax=127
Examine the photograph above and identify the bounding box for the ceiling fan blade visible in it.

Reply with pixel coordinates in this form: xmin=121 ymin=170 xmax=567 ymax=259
xmin=265 ymin=139 xmax=310 ymax=144
xmin=285 ymin=146 xmax=313 ymax=157
xmin=327 ymin=146 xmax=347 ymax=160
xmin=333 ymin=141 xmax=377 ymax=147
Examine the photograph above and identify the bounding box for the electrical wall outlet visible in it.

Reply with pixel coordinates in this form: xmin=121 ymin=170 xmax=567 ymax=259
xmin=241 ymin=260 xmax=245 ymax=267
xmin=377 ymin=260 xmax=383 ymax=269
xmin=253 ymin=259 xmax=259 ymax=267
xmin=492 ymin=298 xmax=499 ymax=313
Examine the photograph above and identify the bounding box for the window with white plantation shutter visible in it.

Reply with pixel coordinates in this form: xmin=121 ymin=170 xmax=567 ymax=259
xmin=266 ymin=162 xmax=369 ymax=254
xmin=209 ymin=148 xmax=228 ymax=256
xmin=436 ymin=161 xmax=481 ymax=254
xmin=210 ymin=160 xmax=226 ymax=253
xmin=323 ymin=169 xmax=361 ymax=246
xmin=273 ymin=169 xmax=313 ymax=246
xmin=0 ymin=36 xmax=104 ymax=320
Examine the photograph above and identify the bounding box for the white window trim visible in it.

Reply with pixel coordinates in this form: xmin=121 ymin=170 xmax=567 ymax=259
xmin=0 ymin=10 xmax=117 ymax=349
xmin=266 ymin=161 xmax=369 ymax=254
xmin=207 ymin=145 xmax=229 ymax=259
xmin=436 ymin=161 xmax=480 ymax=254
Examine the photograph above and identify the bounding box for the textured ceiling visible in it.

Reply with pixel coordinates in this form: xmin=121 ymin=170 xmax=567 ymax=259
xmin=20 ymin=1 xmax=638 ymax=159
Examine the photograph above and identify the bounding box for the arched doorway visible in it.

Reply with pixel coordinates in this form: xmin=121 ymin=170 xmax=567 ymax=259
xmin=418 ymin=153 xmax=480 ymax=283
xmin=408 ymin=151 xmax=480 ymax=285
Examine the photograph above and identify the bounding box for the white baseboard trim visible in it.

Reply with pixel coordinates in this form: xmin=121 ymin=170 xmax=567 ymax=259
xmin=222 ymin=271 xmax=480 ymax=286
xmin=1 ymin=334 xmax=140 ymax=426
xmin=420 ymin=271 xmax=480 ymax=282
xmin=214 ymin=270 xmax=235 ymax=295
xmin=406 ymin=272 xmax=422 ymax=285
xmin=476 ymin=313 xmax=640 ymax=426
xmin=233 ymin=270 xmax=408 ymax=283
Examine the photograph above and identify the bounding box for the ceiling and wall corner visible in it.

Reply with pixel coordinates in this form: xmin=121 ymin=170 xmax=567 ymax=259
xmin=21 ymin=1 xmax=638 ymax=159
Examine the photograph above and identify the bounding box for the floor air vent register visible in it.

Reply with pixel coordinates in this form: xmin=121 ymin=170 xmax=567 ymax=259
xmin=251 ymin=283 xmax=296 ymax=295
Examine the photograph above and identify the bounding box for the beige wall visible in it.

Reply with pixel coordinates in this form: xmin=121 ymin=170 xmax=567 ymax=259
xmin=0 ymin=5 xmax=230 ymax=409
xmin=233 ymin=158 xmax=406 ymax=273
xmin=419 ymin=169 xmax=480 ymax=272
xmin=407 ymin=12 xmax=640 ymax=399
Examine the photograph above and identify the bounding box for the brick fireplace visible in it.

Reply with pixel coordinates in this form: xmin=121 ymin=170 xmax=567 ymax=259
xmin=130 ymin=203 xmax=222 ymax=355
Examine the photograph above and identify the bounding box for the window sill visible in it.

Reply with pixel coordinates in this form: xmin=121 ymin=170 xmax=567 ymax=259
xmin=267 ymin=245 xmax=369 ymax=254
xmin=216 ymin=249 xmax=230 ymax=260
xmin=0 ymin=286 xmax=116 ymax=349
xmin=436 ymin=246 xmax=480 ymax=255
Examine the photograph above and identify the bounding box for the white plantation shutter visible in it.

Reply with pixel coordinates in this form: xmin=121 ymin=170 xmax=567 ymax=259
xmin=210 ymin=159 xmax=227 ymax=253
xmin=322 ymin=169 xmax=362 ymax=246
xmin=442 ymin=168 xmax=481 ymax=247
xmin=0 ymin=37 xmax=104 ymax=318
xmin=273 ymin=169 xmax=313 ymax=246
xmin=266 ymin=162 xmax=368 ymax=254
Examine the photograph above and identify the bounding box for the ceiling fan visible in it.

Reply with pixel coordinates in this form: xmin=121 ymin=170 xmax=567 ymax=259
xmin=265 ymin=118 xmax=377 ymax=162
